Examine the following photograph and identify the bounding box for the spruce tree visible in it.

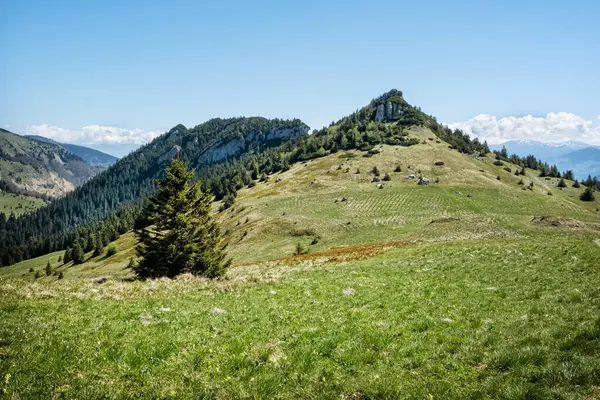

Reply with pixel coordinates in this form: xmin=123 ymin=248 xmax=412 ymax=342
xmin=134 ymin=159 xmax=230 ymax=279
xmin=580 ymin=187 xmax=595 ymax=202
xmin=45 ymin=261 xmax=52 ymax=276
xmin=63 ymin=248 xmax=72 ymax=264
xmin=72 ymin=242 xmax=85 ymax=265
xmin=92 ymin=236 xmax=104 ymax=257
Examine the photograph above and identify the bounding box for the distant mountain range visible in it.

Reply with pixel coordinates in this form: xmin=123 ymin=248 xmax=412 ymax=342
xmin=0 ymin=128 xmax=102 ymax=198
xmin=25 ymin=135 xmax=118 ymax=167
xmin=491 ymin=140 xmax=600 ymax=180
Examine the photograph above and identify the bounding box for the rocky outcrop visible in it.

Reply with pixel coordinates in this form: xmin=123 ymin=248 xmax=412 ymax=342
xmin=374 ymin=101 xmax=407 ymax=122
xmin=158 ymin=145 xmax=181 ymax=164
xmin=196 ymin=125 xmax=309 ymax=165
xmin=197 ymin=138 xmax=245 ymax=164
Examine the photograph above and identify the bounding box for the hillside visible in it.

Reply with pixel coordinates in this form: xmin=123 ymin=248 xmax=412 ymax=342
xmin=26 ymin=135 xmax=119 ymax=167
xmin=3 ymin=90 xmax=600 ymax=268
xmin=0 ymin=118 xmax=309 ymax=264
xmin=0 ymin=190 xmax=45 ymax=218
xmin=2 ymin=123 xmax=600 ymax=398
xmin=0 ymin=128 xmax=101 ymax=198
xmin=6 ymin=124 xmax=598 ymax=275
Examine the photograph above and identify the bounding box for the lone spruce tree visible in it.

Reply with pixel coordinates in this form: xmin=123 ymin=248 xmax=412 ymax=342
xmin=134 ymin=158 xmax=230 ymax=279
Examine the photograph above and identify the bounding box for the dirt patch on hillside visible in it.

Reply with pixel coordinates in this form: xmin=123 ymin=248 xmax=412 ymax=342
xmin=531 ymin=216 xmax=600 ymax=230
xmin=240 ymin=240 xmax=413 ymax=268
xmin=430 ymin=217 xmax=460 ymax=224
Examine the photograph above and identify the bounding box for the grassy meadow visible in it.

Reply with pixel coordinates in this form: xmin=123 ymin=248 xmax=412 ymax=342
xmin=1 ymin=233 xmax=600 ymax=399
xmin=0 ymin=191 xmax=46 ymax=218
xmin=1 ymin=132 xmax=600 ymax=398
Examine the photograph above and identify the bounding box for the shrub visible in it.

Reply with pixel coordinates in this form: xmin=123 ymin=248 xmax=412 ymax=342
xmin=355 ymin=168 xmax=361 ymax=174
xmin=493 ymin=161 xmax=504 ymax=166
xmin=394 ymin=165 xmax=402 ymax=172
xmin=496 ymin=176 xmax=501 ymax=181
xmin=310 ymin=236 xmax=320 ymax=245
xmin=580 ymin=187 xmax=595 ymax=202
xmin=503 ymin=167 xmax=512 ymax=173
xmin=434 ymin=161 xmax=444 ymax=166
xmin=294 ymin=242 xmax=309 ymax=256
xmin=106 ymin=244 xmax=117 ymax=257
xmin=224 ymin=193 xmax=236 ymax=208
xmin=382 ymin=173 xmax=391 ymax=181
xmin=28 ymin=267 xmax=34 ymax=273
xmin=248 ymin=181 xmax=256 ymax=188
xmin=518 ymin=179 xmax=524 ymax=185
xmin=557 ymin=179 xmax=567 ymax=188
xmin=547 ymin=191 xmax=553 ymax=195
xmin=58 ymin=271 xmax=64 ymax=280
xmin=572 ymin=180 xmax=581 ymax=188
xmin=371 ymin=166 xmax=380 ymax=176
xmin=34 ymin=271 xmax=41 ymax=279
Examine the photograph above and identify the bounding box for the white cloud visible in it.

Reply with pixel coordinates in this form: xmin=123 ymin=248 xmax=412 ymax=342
xmin=447 ymin=113 xmax=600 ymax=145
xmin=26 ymin=124 xmax=163 ymax=145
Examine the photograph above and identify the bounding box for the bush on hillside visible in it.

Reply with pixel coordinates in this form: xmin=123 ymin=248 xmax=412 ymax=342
xmin=106 ymin=244 xmax=118 ymax=257
xmin=493 ymin=161 xmax=504 ymax=166
xmin=580 ymin=187 xmax=595 ymax=202
xmin=557 ymin=179 xmax=567 ymax=188
xmin=382 ymin=173 xmax=391 ymax=181
xmin=294 ymin=242 xmax=309 ymax=256
xmin=434 ymin=161 xmax=444 ymax=166
xmin=394 ymin=165 xmax=402 ymax=172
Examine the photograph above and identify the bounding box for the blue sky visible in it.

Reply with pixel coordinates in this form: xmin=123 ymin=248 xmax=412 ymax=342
xmin=1 ymin=0 xmax=599 ymax=156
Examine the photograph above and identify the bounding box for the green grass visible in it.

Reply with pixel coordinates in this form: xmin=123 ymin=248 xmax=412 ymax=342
xmin=2 ymin=131 xmax=600 ymax=398
xmin=0 ymin=191 xmax=46 ymax=217
xmin=1 ymin=232 xmax=599 ymax=398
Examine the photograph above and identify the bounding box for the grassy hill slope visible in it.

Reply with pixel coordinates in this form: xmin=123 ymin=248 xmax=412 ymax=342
xmin=3 ymin=124 xmax=599 ymax=277
xmin=2 ymin=101 xmax=600 ymax=398
xmin=0 ymin=190 xmax=46 ymax=218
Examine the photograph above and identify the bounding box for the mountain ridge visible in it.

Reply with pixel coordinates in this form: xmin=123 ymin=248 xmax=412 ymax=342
xmin=0 ymin=129 xmax=102 ymax=198
xmin=25 ymin=135 xmax=119 ymax=167
xmin=491 ymin=140 xmax=600 ymax=180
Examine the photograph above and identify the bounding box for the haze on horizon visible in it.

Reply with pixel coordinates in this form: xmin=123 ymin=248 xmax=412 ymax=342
xmin=1 ymin=0 xmax=599 ymax=157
